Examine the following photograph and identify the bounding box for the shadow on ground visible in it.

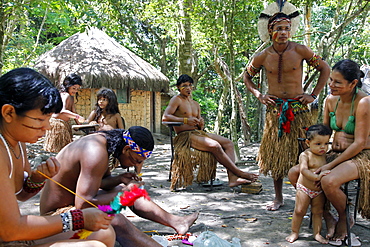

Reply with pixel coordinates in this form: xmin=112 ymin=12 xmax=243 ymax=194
xmin=21 ymin=133 xmax=370 ymax=247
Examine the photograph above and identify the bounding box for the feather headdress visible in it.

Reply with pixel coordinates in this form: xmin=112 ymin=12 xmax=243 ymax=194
xmin=258 ymin=1 xmax=300 ymax=42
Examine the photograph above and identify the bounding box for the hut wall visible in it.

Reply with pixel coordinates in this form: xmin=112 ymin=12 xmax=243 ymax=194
xmin=75 ymin=88 xmax=165 ymax=134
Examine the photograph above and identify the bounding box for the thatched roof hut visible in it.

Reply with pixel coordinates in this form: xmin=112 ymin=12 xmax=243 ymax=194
xmin=34 ymin=28 xmax=169 ymax=93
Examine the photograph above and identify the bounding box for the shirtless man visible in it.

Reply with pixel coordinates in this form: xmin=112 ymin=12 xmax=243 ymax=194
xmin=243 ymin=9 xmax=330 ymax=211
xmin=162 ymin=74 xmax=259 ymax=187
xmin=40 ymin=126 xmax=198 ymax=247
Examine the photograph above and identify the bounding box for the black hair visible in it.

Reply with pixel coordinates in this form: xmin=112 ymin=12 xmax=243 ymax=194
xmin=93 ymin=88 xmax=120 ymax=122
xmin=100 ymin=126 xmax=154 ymax=158
xmin=305 ymin=124 xmax=332 ymax=140
xmin=176 ymin=74 xmax=194 ymax=87
xmin=60 ymin=73 xmax=83 ymax=101
xmin=0 ymin=68 xmax=62 ymax=119
xmin=332 ymin=59 xmax=364 ymax=88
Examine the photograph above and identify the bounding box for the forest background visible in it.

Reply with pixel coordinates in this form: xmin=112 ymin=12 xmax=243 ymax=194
xmin=1 ymin=0 xmax=369 ymax=158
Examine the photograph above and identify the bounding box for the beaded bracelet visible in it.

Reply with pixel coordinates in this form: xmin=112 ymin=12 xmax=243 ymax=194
xmin=60 ymin=211 xmax=72 ymax=232
xmin=310 ymin=93 xmax=317 ymax=99
xmin=22 ymin=176 xmax=46 ymax=193
xmin=70 ymin=209 xmax=84 ymax=231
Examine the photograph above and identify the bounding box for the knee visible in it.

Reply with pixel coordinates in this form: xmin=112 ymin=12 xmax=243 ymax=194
xmin=207 ymin=141 xmax=223 ymax=153
xmin=294 ymin=207 xmax=307 ymax=218
xmin=288 ymin=165 xmax=299 ymax=187
xmin=91 ymin=225 xmax=116 ymax=247
xmin=321 ymin=175 xmax=339 ymax=194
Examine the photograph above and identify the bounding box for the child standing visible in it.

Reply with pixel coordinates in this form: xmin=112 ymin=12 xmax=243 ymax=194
xmin=286 ymin=124 xmax=332 ymax=244
xmin=44 ymin=73 xmax=85 ymax=152
xmin=86 ymin=87 xmax=125 ymax=130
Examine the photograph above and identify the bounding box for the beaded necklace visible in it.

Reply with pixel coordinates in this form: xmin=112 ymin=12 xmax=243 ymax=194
xmin=272 ymin=41 xmax=290 ymax=83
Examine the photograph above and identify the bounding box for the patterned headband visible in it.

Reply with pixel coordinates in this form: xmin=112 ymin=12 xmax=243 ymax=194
xmin=123 ymin=131 xmax=152 ymax=158
xmin=268 ymin=17 xmax=291 ymax=30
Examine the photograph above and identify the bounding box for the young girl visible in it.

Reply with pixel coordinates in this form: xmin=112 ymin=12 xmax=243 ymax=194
xmin=43 ymin=73 xmax=85 ymax=153
xmin=86 ymin=88 xmax=125 ymax=131
xmin=286 ymin=124 xmax=332 ymax=244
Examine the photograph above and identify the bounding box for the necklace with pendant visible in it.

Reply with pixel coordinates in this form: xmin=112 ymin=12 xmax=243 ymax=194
xmin=272 ymin=41 xmax=290 ymax=84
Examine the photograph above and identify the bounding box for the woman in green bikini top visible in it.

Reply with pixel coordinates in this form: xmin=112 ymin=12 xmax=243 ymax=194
xmin=329 ymin=88 xmax=357 ymax=135
xmin=319 ymin=59 xmax=370 ymax=241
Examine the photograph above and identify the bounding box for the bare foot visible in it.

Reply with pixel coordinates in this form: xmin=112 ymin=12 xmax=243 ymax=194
xmin=240 ymin=171 xmax=259 ymax=183
xmin=173 ymin=212 xmax=199 ymax=235
xmin=332 ymin=218 xmax=347 ymax=240
xmin=266 ymin=200 xmax=284 ymax=211
xmin=286 ymin=232 xmax=299 ymax=243
xmin=314 ymin=233 xmax=329 ymax=244
xmin=325 ymin=214 xmax=338 ymax=239
xmin=229 ymin=178 xmax=251 ymax=187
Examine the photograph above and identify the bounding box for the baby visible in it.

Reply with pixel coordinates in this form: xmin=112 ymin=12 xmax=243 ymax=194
xmin=286 ymin=124 xmax=332 ymax=244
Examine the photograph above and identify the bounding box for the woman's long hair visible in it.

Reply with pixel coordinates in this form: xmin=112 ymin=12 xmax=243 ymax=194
xmin=93 ymin=88 xmax=120 ymax=122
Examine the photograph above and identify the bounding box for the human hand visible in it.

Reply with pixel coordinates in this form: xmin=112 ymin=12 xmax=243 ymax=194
xmin=81 ymin=208 xmax=114 ymax=231
xmin=76 ymin=116 xmax=85 ymax=123
xmin=297 ymin=94 xmax=315 ymax=105
xmin=318 ymin=170 xmax=331 ymax=180
xmin=314 ymin=164 xmax=330 ymax=174
xmin=188 ymin=116 xmax=200 ymax=126
xmin=120 ymin=172 xmax=141 ymax=184
xmin=257 ymin=94 xmax=277 ymax=106
xmin=31 ymin=156 xmax=60 ymax=182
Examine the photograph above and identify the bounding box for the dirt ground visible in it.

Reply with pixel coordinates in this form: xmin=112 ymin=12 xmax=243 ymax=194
xmin=20 ymin=133 xmax=370 ymax=247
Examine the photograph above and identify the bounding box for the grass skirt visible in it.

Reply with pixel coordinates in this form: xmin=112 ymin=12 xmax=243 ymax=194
xmin=258 ymin=104 xmax=313 ymax=180
xmin=327 ymin=150 xmax=370 ymax=219
xmin=171 ymin=130 xmax=217 ymax=190
xmin=43 ymin=118 xmax=72 ymax=153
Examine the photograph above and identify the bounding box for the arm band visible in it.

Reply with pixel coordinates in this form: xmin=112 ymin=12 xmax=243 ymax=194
xmin=183 ymin=118 xmax=188 ymax=124
xmin=23 ymin=176 xmax=46 ymax=193
xmin=311 ymin=93 xmax=317 ymax=99
xmin=307 ymin=54 xmax=322 ymax=68
xmin=246 ymin=64 xmax=261 ymax=78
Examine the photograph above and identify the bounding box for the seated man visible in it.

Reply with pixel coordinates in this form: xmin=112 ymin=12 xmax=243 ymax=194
xmin=40 ymin=126 xmax=198 ymax=247
xmin=162 ymin=74 xmax=259 ymax=189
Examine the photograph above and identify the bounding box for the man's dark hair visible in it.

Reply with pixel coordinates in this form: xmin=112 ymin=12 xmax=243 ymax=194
xmin=305 ymin=124 xmax=332 ymax=140
xmin=176 ymin=74 xmax=194 ymax=86
xmin=101 ymin=126 xmax=154 ymax=158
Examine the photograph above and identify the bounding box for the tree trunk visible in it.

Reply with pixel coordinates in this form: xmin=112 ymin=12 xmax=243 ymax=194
xmin=177 ymin=0 xmax=193 ymax=77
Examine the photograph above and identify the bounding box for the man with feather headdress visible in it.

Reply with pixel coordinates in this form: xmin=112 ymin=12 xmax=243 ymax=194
xmin=243 ymin=0 xmax=330 ymax=211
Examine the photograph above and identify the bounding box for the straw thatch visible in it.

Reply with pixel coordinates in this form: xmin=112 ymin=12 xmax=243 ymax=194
xmin=34 ymin=28 xmax=169 ymax=92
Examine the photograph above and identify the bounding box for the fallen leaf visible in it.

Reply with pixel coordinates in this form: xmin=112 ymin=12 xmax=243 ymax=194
xmin=180 ymin=205 xmax=190 ymax=209
xmin=221 ymin=225 xmax=227 ymax=228
xmin=245 ymin=218 xmax=257 ymax=222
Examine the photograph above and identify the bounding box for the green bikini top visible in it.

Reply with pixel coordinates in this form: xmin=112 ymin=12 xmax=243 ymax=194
xmin=329 ymin=90 xmax=357 ymax=135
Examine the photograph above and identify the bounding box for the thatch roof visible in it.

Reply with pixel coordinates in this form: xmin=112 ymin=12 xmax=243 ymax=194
xmin=34 ymin=28 xmax=169 ymax=92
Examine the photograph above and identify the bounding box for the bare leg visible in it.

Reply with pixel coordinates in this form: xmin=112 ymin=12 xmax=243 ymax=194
xmin=34 ymin=226 xmax=115 ymax=247
xmin=288 ymin=165 xmax=299 ymax=188
xmin=112 ymin=214 xmax=162 ymax=247
xmin=131 ymin=197 xmax=199 ymax=235
xmin=286 ymin=190 xmax=310 ymax=243
xmin=321 ymin=161 xmax=359 ymax=240
xmin=267 ymin=178 xmax=284 ymax=211
xmin=311 ymin=194 xmax=328 ymax=244
xmin=190 ymin=133 xmax=258 ymax=185
xmin=324 ymin=208 xmax=337 ymax=239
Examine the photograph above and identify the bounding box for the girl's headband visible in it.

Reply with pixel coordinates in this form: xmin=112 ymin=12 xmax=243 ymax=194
xmin=123 ymin=131 xmax=152 ymax=158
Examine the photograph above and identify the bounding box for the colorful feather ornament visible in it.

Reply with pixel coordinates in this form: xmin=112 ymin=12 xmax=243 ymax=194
xmin=70 ymin=185 xmax=150 ymax=239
